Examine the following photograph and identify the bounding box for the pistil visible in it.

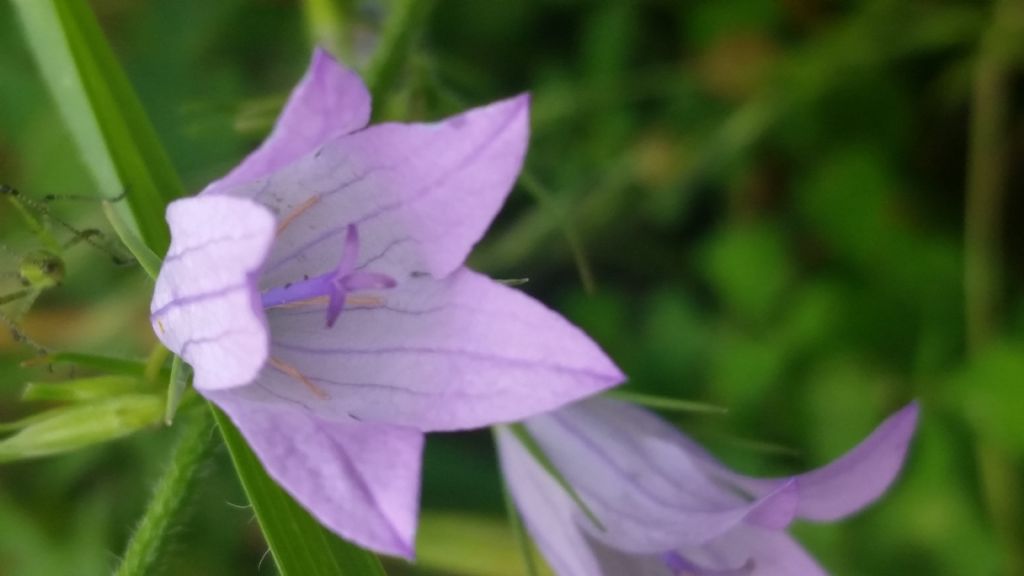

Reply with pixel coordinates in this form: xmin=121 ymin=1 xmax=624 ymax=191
xmin=260 ymin=224 xmax=396 ymax=327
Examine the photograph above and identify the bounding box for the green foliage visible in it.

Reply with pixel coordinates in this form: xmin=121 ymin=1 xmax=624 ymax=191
xmin=0 ymin=395 xmax=162 ymax=462
xmin=11 ymin=0 xmax=181 ymax=253
xmin=1 ymin=0 xmax=1022 ymax=574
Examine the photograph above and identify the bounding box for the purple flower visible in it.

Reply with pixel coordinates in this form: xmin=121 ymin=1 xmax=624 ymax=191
xmin=149 ymin=49 xmax=623 ymax=557
xmin=496 ymin=398 xmax=919 ymax=575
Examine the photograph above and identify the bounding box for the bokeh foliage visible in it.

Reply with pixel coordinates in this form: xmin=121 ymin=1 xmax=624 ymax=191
xmin=1 ymin=0 xmax=1022 ymax=574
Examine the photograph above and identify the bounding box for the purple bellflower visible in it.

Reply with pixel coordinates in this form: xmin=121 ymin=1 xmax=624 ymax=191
xmin=496 ymin=397 xmax=919 ymax=575
xmin=149 ymin=49 xmax=624 ymax=557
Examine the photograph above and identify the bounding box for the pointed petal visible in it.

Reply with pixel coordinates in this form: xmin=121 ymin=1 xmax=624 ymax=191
xmin=204 ymin=48 xmax=371 ymax=194
xmin=150 ymin=196 xmax=275 ymax=391
xmin=209 ymin=391 xmax=424 ymax=558
xmin=522 ymin=399 xmax=798 ymax=552
xmin=495 ymin=427 xmax=603 ymax=576
xmin=245 ymin=269 xmax=622 ymax=431
xmin=227 ymin=94 xmax=529 ymax=284
xmin=692 ymin=403 xmax=920 ymax=522
xmin=682 ymin=526 xmax=826 ymax=576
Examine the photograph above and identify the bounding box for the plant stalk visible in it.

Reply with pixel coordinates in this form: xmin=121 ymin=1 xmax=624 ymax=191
xmin=114 ymin=411 xmax=214 ymax=576
xmin=965 ymin=2 xmax=1023 ymax=573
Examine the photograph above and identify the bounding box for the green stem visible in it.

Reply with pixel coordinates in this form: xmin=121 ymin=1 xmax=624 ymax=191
xmin=114 ymin=411 xmax=214 ymax=576
xmin=965 ymin=2 xmax=1023 ymax=573
xmin=364 ymin=0 xmax=435 ymax=111
xmin=519 ymin=171 xmax=598 ymax=295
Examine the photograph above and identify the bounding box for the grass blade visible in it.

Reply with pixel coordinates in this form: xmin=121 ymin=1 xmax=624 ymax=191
xmin=12 ymin=0 xmax=181 ymax=254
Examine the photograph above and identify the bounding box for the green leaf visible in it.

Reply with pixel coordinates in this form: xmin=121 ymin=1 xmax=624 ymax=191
xmin=11 ymin=0 xmax=182 ymax=254
xmin=364 ymin=0 xmax=436 ymax=113
xmin=22 ymin=375 xmax=141 ymax=402
xmin=211 ymin=405 xmax=388 ymax=576
xmin=21 ymin=351 xmax=150 ymax=376
xmin=103 ymin=200 xmax=162 ymax=279
xmin=606 ymin=390 xmax=728 ymax=415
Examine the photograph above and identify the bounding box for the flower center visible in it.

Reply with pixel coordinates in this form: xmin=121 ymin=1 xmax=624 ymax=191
xmin=260 ymin=224 xmax=396 ymax=327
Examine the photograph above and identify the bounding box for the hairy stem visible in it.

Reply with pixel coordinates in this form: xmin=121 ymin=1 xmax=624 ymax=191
xmin=114 ymin=410 xmax=215 ymax=576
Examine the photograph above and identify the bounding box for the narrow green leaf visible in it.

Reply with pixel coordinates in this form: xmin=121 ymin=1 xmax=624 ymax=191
xmin=0 ymin=408 xmax=72 ymax=433
xmin=211 ymin=405 xmax=388 ymax=576
xmin=21 ymin=351 xmax=150 ymax=376
xmin=11 ymin=0 xmax=182 ymax=254
xmin=364 ymin=0 xmax=435 ymax=111
xmin=22 ymin=375 xmax=140 ymax=402
xmin=103 ymin=200 xmax=162 ymax=279
xmin=506 ymin=423 xmax=605 ymax=531
xmin=607 ymin=390 xmax=729 ymax=415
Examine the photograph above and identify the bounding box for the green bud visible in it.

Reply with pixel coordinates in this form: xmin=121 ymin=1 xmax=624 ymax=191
xmin=0 ymin=394 xmax=163 ymax=462
xmin=18 ymin=249 xmax=65 ymax=289
xmin=22 ymin=375 xmax=141 ymax=402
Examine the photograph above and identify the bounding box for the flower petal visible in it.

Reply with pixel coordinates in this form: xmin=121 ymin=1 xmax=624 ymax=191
xmin=692 ymin=402 xmax=920 ymax=522
xmin=681 ymin=526 xmax=826 ymax=576
xmin=495 ymin=426 xmax=603 ymax=576
xmin=203 ymin=48 xmax=371 ymax=195
xmin=224 ymin=93 xmax=529 ymax=283
xmin=209 ymin=391 xmax=424 ymax=558
xmin=151 ymin=196 xmax=276 ymax=391
xmin=244 ymin=269 xmax=622 ymax=431
xmin=522 ymin=399 xmax=799 ymax=552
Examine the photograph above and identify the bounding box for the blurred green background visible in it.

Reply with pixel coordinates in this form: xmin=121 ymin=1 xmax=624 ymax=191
xmin=1 ymin=0 xmax=1022 ymax=574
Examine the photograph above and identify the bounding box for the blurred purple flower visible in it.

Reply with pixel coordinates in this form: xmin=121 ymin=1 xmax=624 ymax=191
xmin=149 ymin=49 xmax=623 ymax=557
xmin=496 ymin=398 xmax=919 ymax=575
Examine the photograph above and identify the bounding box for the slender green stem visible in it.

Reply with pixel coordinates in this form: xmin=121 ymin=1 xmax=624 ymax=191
xmin=965 ymin=2 xmax=1023 ymax=573
xmin=364 ymin=0 xmax=436 ymax=111
xmin=114 ymin=410 xmax=215 ymax=576
xmin=519 ymin=171 xmax=598 ymax=295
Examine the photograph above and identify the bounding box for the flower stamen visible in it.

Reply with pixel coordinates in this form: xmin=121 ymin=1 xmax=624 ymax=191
xmin=276 ymin=195 xmax=320 ymax=236
xmin=269 ymin=356 xmax=328 ymax=399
